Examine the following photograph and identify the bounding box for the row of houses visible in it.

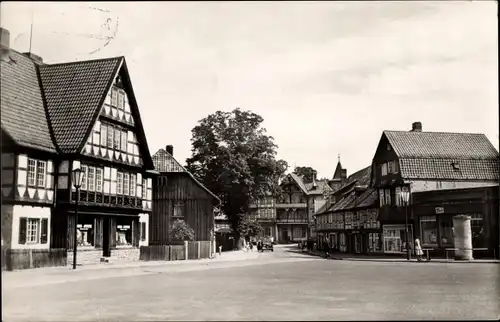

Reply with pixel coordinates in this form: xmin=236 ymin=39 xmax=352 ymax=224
xmin=1 ymin=28 xmax=220 ymax=269
xmin=314 ymin=122 xmax=499 ymax=258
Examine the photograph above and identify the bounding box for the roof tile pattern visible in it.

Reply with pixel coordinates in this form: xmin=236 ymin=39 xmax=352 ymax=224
xmin=38 ymin=57 xmax=122 ymax=153
xmin=384 ymin=131 xmax=498 ymax=159
xmin=399 ymin=158 xmax=499 ymax=180
xmin=1 ymin=50 xmax=57 ymax=152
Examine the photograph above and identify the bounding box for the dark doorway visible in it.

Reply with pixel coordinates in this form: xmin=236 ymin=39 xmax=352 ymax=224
xmin=102 ymin=217 xmax=111 ymax=257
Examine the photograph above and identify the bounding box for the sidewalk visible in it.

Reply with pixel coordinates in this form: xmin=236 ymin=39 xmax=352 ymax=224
xmin=2 ymin=250 xmax=261 ymax=290
xmin=297 ymin=249 xmax=500 ymax=264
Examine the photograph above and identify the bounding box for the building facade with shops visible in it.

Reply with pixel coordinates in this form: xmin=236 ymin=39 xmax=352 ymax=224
xmin=1 ymin=28 xmax=156 ymax=268
xmin=371 ymin=122 xmax=499 ymax=257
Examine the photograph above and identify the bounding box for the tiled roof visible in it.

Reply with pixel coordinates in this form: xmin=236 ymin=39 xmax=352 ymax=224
xmin=344 ymin=166 xmax=371 ymax=188
xmin=38 ymin=57 xmax=122 ymax=153
xmin=356 ymin=188 xmax=378 ymax=208
xmin=384 ymin=131 xmax=498 ymax=160
xmin=152 ymin=148 xmax=220 ymax=202
xmin=384 ymin=131 xmax=499 ymax=180
xmin=399 ymin=158 xmax=499 ymax=180
xmin=1 ymin=50 xmax=57 ymax=153
xmin=305 ymin=179 xmax=333 ymax=195
xmin=328 ymin=188 xmax=378 ymax=213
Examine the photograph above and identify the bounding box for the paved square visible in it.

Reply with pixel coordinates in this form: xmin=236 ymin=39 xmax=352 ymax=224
xmin=2 ymin=248 xmax=499 ymax=321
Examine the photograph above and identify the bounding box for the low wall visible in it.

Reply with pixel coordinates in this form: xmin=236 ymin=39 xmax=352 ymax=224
xmin=67 ymin=248 xmax=140 ymax=266
xmin=141 ymin=241 xmax=212 ymax=262
xmin=1 ymin=247 xmax=67 ymax=271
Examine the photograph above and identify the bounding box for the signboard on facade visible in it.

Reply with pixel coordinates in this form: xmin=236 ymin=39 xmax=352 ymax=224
xmin=435 ymin=207 xmax=444 ymax=214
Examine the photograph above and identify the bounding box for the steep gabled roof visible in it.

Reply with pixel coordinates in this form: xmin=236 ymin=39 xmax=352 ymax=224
xmin=38 ymin=57 xmax=122 ymax=153
xmin=152 ymin=148 xmax=221 ymax=203
xmin=305 ymin=179 xmax=333 ymax=195
xmin=332 ymin=160 xmax=344 ymax=180
xmin=1 ymin=49 xmax=57 ymax=153
xmin=382 ymin=131 xmax=499 ymax=180
xmin=384 ymin=131 xmax=498 ymax=160
xmin=288 ymin=173 xmax=309 ymax=195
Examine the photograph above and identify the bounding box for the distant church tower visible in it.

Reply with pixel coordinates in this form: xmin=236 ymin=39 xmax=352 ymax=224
xmin=328 ymin=154 xmax=347 ymax=191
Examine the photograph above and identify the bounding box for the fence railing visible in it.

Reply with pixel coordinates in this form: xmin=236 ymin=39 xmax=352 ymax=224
xmin=1 ymin=247 xmax=67 ymax=271
xmin=140 ymin=241 xmax=214 ymax=262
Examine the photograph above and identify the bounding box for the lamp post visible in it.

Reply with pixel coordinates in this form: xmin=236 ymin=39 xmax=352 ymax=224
xmin=71 ymin=167 xmax=83 ymax=270
xmin=400 ymin=187 xmax=411 ymax=261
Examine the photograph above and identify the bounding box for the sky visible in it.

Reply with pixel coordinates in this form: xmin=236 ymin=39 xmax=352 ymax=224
xmin=2 ymin=1 xmax=498 ymax=179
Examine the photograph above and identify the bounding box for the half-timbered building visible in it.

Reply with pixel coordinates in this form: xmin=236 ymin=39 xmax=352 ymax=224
xmin=1 ymin=28 xmax=156 ymax=267
xmin=151 ymin=146 xmax=220 ymax=245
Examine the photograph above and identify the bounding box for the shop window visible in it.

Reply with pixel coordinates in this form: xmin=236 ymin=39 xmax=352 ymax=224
xmin=368 ymin=233 xmax=381 ymax=252
xmin=116 ymin=220 xmax=133 ymax=247
xmin=420 ymin=216 xmax=437 ymax=245
xmin=293 ymin=228 xmax=302 ymax=239
xmin=470 ymin=213 xmax=484 ymax=248
xmin=77 ymin=221 xmax=95 ymax=247
xmin=439 ymin=217 xmax=454 ymax=246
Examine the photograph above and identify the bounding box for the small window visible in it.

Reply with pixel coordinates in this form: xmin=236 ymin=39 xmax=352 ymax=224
xmin=381 ymin=163 xmax=388 ymax=176
xmin=173 ymin=201 xmax=184 ymax=218
xmin=142 ymin=179 xmax=147 ymax=199
xmin=27 ymin=159 xmax=37 ymax=186
xmin=117 ymin=172 xmax=123 ymax=194
xmin=123 ymin=173 xmax=129 ymax=196
xmin=111 ymin=89 xmax=118 ymax=107
xmin=88 ymin=167 xmax=95 ymax=191
xmin=114 ymin=128 xmax=121 ymax=150
xmin=36 ymin=160 xmax=46 ymax=187
xmin=81 ymin=165 xmax=88 ymax=190
xmin=118 ymin=92 xmax=125 ymax=110
xmin=95 ymin=168 xmax=103 ymax=192
xmin=106 ymin=124 xmax=114 ymax=148
xmin=130 ymin=174 xmax=136 ymax=196
xmin=100 ymin=124 xmax=108 ymax=147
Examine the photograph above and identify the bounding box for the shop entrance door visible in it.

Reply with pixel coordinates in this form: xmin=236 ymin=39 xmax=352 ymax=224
xmin=102 ymin=217 xmax=111 ymax=257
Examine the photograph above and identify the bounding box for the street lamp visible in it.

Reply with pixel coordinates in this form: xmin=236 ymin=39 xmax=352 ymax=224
xmin=71 ymin=167 xmax=83 ymax=270
xmin=400 ymin=187 xmax=411 ymax=261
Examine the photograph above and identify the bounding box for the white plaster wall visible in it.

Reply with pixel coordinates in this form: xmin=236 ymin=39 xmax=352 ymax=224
xmin=11 ymin=205 xmax=51 ymax=249
xmin=409 ymin=180 xmax=498 ymax=193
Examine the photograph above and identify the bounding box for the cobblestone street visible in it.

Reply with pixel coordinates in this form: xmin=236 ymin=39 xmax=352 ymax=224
xmin=2 ymin=246 xmax=498 ymax=321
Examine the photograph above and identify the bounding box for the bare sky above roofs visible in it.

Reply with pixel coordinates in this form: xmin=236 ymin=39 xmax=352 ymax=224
xmin=2 ymin=1 xmax=498 ymax=179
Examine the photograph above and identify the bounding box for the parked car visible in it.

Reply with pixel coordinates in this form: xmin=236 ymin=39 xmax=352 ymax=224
xmin=261 ymin=242 xmax=274 ymax=252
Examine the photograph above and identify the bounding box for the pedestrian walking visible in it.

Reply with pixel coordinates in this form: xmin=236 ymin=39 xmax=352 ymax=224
xmin=415 ymin=237 xmax=424 ymax=261
xmin=324 ymin=240 xmax=331 ymax=259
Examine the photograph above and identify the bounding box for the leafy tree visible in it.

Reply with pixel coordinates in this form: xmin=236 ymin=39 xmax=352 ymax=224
xmin=238 ymin=218 xmax=264 ymax=242
xmin=169 ymin=219 xmax=195 ymax=244
xmin=185 ymin=108 xmax=287 ymax=246
xmin=293 ymin=166 xmax=318 ymax=182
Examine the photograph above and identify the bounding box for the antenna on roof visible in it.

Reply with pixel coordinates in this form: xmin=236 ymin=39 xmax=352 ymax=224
xmin=28 ymin=9 xmax=35 ymax=54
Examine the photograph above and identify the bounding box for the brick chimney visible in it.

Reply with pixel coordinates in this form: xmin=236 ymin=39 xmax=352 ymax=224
xmin=0 ymin=28 xmax=10 ymax=61
xmin=166 ymin=145 xmax=173 ymax=156
xmin=411 ymin=122 xmax=422 ymax=132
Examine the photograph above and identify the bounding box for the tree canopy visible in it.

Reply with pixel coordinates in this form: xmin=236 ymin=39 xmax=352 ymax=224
xmin=185 ymin=108 xmax=287 ymax=239
xmin=293 ymin=166 xmax=318 ymax=182
xmin=169 ymin=219 xmax=195 ymax=244
xmin=238 ymin=218 xmax=264 ymax=242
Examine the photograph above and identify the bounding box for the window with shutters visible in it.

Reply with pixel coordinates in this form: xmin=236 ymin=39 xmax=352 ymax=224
xmin=27 ymin=218 xmax=40 ymax=244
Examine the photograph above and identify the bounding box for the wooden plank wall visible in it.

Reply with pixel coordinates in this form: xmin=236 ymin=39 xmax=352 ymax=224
xmin=152 ymin=173 xmax=215 ymax=245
